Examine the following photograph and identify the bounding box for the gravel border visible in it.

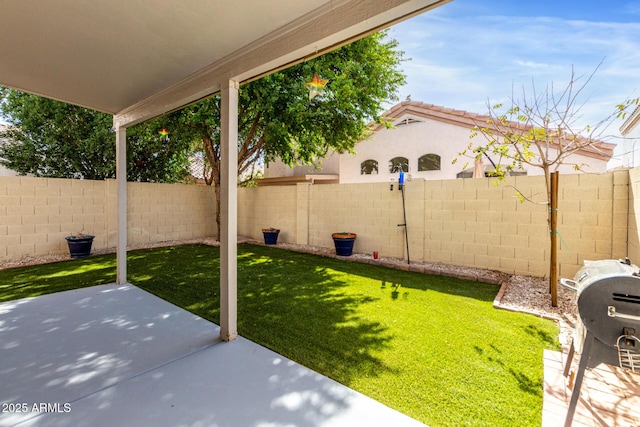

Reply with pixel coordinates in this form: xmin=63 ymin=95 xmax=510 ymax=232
xmin=0 ymin=237 xmax=576 ymax=343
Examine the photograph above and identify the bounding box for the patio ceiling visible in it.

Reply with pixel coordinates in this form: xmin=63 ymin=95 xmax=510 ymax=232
xmin=0 ymin=0 xmax=447 ymax=127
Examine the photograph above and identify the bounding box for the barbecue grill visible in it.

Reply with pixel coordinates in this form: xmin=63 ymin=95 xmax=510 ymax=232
xmin=560 ymin=258 xmax=640 ymax=427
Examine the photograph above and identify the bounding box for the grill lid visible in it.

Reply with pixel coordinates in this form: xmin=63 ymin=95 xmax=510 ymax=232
xmin=574 ymin=260 xmax=640 ymax=348
xmin=574 ymin=259 xmax=640 ymax=291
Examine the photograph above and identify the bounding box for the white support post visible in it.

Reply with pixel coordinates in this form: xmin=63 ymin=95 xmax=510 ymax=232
xmin=115 ymin=125 xmax=127 ymax=285
xmin=220 ymin=80 xmax=239 ymax=341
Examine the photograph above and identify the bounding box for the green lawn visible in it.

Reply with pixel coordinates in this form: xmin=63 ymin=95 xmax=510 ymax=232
xmin=0 ymin=244 xmax=559 ymax=426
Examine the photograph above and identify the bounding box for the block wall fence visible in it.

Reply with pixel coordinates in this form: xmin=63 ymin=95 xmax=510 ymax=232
xmin=0 ymin=177 xmax=215 ymax=259
xmin=1 ymin=169 xmax=636 ymax=278
xmin=627 ymin=167 xmax=640 ymax=263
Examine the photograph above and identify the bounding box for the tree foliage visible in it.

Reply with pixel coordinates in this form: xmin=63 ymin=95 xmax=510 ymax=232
xmin=175 ymin=31 xmax=406 ymax=236
xmin=0 ymin=88 xmax=192 ymax=182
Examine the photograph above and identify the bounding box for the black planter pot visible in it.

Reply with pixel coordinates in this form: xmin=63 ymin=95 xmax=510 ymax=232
xmin=332 ymin=233 xmax=357 ymax=256
xmin=65 ymin=235 xmax=95 ymax=258
xmin=262 ymin=229 xmax=280 ymax=245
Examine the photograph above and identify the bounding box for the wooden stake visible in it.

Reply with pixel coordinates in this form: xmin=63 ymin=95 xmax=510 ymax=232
xmin=550 ymin=171 xmax=559 ymax=307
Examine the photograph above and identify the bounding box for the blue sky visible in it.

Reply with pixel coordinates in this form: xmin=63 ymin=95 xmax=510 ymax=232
xmin=388 ymin=0 xmax=640 ymax=163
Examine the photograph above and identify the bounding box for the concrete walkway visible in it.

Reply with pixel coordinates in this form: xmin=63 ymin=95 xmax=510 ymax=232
xmin=0 ymin=285 xmax=426 ymax=427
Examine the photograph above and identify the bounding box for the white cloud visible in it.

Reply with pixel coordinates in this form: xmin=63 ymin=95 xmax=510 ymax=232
xmin=389 ymin=7 xmax=640 ymax=136
xmin=513 ymin=60 xmax=556 ymax=69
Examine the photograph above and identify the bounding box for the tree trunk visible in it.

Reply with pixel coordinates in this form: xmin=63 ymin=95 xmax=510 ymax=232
xmin=549 ymin=171 xmax=559 ymax=307
xmin=214 ymin=181 xmax=221 ymax=241
xmin=201 ymin=133 xmax=222 ymax=240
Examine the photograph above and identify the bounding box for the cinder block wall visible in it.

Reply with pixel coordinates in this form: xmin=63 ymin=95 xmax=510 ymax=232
xmin=238 ymin=185 xmax=297 ymax=243
xmin=628 ymin=168 xmax=640 ymax=263
xmin=0 ymin=169 xmax=636 ymax=278
xmin=306 ymin=182 xmax=409 ymax=257
xmin=123 ymin=181 xmax=215 ymax=246
xmin=558 ymin=171 xmax=629 ymax=277
xmin=1 ymin=177 xmax=109 ymax=258
xmin=423 ymin=176 xmax=547 ymax=276
xmin=0 ymin=177 xmax=215 ymax=259
xmin=262 ymin=172 xmax=626 ymax=278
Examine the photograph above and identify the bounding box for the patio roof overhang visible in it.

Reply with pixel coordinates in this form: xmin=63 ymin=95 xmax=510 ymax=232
xmin=0 ymin=0 xmax=448 ymax=341
xmin=0 ymin=0 xmax=447 ymax=126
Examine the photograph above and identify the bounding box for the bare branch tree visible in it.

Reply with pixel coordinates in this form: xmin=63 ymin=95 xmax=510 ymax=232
xmin=454 ymin=65 xmax=639 ymax=306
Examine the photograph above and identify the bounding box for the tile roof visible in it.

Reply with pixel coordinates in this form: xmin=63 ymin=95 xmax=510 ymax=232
xmin=372 ymin=101 xmax=615 ymax=161
xmin=620 ymin=104 xmax=640 ymax=135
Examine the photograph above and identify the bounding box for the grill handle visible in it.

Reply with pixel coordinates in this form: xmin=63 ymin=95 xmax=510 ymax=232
xmin=608 ymin=306 xmax=640 ymax=322
xmin=559 ymin=278 xmax=578 ymax=292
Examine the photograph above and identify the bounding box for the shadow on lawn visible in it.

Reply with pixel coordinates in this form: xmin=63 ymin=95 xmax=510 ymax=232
xmin=301 ymin=252 xmax=500 ymax=304
xmin=126 ymin=244 xmax=396 ymax=385
xmin=236 ymin=247 xmax=396 ymax=384
xmin=381 ymin=281 xmax=406 ymax=300
xmin=380 ymin=273 xmax=499 ymax=303
xmin=523 ymin=324 xmax=558 ymax=347
xmin=473 ymin=343 xmax=542 ymax=397
xmin=228 ymin=244 xmax=516 ymax=389
xmin=0 ymin=257 xmax=117 ymax=302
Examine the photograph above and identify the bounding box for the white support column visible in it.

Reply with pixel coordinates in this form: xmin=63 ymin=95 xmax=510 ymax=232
xmin=220 ymin=80 xmax=239 ymax=341
xmin=115 ymin=125 xmax=128 ymax=285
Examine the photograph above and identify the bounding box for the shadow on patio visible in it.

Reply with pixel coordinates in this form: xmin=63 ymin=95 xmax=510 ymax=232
xmin=0 ymin=284 xmax=424 ymax=427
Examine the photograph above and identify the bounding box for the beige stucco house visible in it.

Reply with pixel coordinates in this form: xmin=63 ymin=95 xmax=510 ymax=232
xmin=620 ymin=105 xmax=640 ymax=168
xmin=262 ymin=101 xmax=615 ymax=185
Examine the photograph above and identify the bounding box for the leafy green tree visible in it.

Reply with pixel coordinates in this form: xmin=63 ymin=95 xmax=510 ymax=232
xmin=178 ymin=30 xmax=406 ymax=237
xmin=0 ymin=88 xmax=192 ymax=182
xmin=126 ymin=118 xmax=192 ymax=183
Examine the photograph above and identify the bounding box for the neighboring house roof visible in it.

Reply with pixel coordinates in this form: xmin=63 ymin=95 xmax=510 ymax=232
xmin=620 ymin=104 xmax=640 ymax=135
xmin=374 ymin=101 xmax=615 ymax=162
xmin=257 ymin=174 xmax=339 ymax=186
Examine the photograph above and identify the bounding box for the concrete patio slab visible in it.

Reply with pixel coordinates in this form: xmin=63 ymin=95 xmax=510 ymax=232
xmin=0 ymin=285 xmax=426 ymax=427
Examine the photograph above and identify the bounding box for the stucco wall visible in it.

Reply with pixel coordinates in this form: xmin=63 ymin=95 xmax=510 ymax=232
xmin=0 ymin=167 xmax=18 ymax=177
xmin=264 ymin=152 xmax=340 ymax=178
xmin=264 ymin=115 xmax=610 ymax=184
xmin=341 ymin=119 xmax=467 ymax=182
xmin=339 ymin=117 xmax=610 ymax=183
